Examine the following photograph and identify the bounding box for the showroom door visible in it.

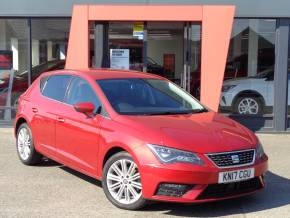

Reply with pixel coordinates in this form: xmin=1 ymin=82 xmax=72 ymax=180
xmin=93 ymin=22 xmax=196 ymax=92
xmin=186 ymin=23 xmax=202 ymax=98
xmin=147 ymin=22 xmax=186 ymax=87
xmin=182 ymin=23 xmax=190 ymax=91
xmin=146 ymin=22 xmax=201 ymax=94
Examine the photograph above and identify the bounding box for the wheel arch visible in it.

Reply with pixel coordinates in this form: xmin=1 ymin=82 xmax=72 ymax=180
xmin=14 ymin=117 xmax=27 ymax=137
xmin=99 ymin=144 xmax=141 ymax=179
xmin=102 ymin=146 xmax=127 ymax=168
xmin=232 ymin=90 xmax=266 ymax=107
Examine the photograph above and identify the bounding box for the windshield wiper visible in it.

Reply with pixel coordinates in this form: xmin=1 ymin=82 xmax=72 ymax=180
xmin=191 ymin=108 xmax=208 ymax=114
xmin=121 ymin=108 xmax=208 ymax=116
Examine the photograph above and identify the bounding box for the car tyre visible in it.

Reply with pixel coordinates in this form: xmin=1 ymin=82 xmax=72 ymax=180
xmin=16 ymin=123 xmax=42 ymax=165
xmin=102 ymin=151 xmax=147 ymax=210
xmin=234 ymin=96 xmax=263 ymax=115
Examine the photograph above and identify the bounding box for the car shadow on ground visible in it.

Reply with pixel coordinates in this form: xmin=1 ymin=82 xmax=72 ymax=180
xmin=60 ymin=165 xmax=102 ymax=187
xmin=35 ymin=158 xmax=102 ymax=187
xmin=35 ymin=159 xmax=290 ymax=216
xmin=34 ymin=158 xmax=62 ymax=167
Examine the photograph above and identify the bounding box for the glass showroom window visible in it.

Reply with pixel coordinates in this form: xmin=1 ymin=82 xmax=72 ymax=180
xmin=190 ymin=24 xmax=201 ymax=97
xmin=0 ymin=19 xmax=29 ymax=121
xmin=31 ymin=19 xmax=70 ymax=81
xmin=147 ymin=22 xmax=184 ymax=86
xmin=288 ymin=26 xmax=290 ymax=129
xmin=108 ymin=22 xmax=144 ymax=71
xmin=288 ymin=66 xmax=290 ymax=129
xmin=219 ymin=19 xmax=276 ymax=128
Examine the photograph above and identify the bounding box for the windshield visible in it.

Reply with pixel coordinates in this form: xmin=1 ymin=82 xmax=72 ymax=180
xmin=97 ymin=78 xmax=206 ymax=115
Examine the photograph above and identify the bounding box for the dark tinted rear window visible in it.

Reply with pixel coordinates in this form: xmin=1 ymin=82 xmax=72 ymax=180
xmin=41 ymin=75 xmax=71 ymax=102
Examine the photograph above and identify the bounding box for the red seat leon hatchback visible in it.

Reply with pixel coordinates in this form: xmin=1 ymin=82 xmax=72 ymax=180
xmin=14 ymin=69 xmax=268 ymax=210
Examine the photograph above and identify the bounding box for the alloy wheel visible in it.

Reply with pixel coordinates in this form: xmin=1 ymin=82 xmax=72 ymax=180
xmin=238 ymin=97 xmax=259 ymax=114
xmin=17 ymin=127 xmax=32 ymax=161
xmin=106 ymin=159 xmax=142 ymax=205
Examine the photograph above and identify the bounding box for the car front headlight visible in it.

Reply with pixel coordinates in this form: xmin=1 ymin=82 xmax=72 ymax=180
xmin=256 ymin=141 xmax=265 ymax=159
xmin=148 ymin=144 xmax=204 ymax=165
xmin=222 ymin=85 xmax=236 ymax=92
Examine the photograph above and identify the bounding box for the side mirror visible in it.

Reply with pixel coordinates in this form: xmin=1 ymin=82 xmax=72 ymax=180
xmin=74 ymin=102 xmax=95 ymax=116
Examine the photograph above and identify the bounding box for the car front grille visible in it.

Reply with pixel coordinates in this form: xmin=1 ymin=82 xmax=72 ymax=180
xmin=197 ymin=177 xmax=263 ymax=200
xmin=206 ymin=149 xmax=255 ymax=168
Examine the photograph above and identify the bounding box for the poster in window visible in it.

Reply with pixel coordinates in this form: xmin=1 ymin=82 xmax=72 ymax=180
xmin=133 ymin=23 xmax=144 ymax=40
xmin=110 ymin=49 xmax=130 ymax=70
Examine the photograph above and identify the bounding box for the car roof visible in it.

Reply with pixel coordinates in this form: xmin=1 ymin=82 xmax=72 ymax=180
xmin=42 ymin=68 xmax=165 ymax=80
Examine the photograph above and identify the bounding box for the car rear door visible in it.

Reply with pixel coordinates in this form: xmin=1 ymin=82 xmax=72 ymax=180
xmin=30 ymin=75 xmax=72 ymax=158
xmin=55 ymin=76 xmax=102 ymax=176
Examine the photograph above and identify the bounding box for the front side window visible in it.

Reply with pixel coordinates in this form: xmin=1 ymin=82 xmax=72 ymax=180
xmin=97 ymin=78 xmax=205 ymax=115
xmin=41 ymin=75 xmax=71 ymax=102
xmin=66 ymin=77 xmax=101 ymax=112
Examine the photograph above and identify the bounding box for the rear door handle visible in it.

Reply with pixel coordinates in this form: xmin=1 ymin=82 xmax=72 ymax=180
xmin=57 ymin=117 xmax=65 ymax=123
xmin=32 ymin=108 xmax=38 ymax=113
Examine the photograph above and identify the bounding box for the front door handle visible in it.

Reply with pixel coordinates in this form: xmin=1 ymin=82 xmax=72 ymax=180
xmin=57 ymin=117 xmax=65 ymax=123
xmin=32 ymin=108 xmax=38 ymax=113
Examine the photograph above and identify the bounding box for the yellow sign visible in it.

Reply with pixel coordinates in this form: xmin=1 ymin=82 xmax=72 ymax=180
xmin=133 ymin=23 xmax=144 ymax=32
xmin=133 ymin=23 xmax=144 ymax=39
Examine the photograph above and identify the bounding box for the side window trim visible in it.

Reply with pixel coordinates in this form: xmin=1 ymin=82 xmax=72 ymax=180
xmin=40 ymin=76 xmax=49 ymax=93
xmin=64 ymin=76 xmax=75 ymax=103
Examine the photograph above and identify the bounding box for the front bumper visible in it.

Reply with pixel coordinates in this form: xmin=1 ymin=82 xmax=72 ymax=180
xmin=134 ymin=146 xmax=268 ymax=203
xmin=220 ymin=92 xmax=235 ymax=107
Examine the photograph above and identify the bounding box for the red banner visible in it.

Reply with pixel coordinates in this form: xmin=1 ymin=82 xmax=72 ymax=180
xmin=0 ymin=50 xmax=13 ymax=70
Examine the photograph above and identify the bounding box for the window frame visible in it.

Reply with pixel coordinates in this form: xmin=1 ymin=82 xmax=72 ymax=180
xmin=40 ymin=74 xmax=72 ymax=103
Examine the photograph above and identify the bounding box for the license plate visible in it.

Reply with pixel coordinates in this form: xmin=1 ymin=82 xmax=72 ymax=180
xmin=218 ymin=168 xmax=255 ymax=184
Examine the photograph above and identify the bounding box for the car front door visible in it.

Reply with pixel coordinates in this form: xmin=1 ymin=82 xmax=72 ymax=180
xmin=55 ymin=76 xmax=102 ymax=176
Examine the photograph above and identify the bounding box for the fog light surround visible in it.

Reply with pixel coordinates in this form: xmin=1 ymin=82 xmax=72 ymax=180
xmin=156 ymin=183 xmax=194 ymax=197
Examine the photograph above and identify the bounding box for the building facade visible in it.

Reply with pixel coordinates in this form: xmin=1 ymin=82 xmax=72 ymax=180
xmin=0 ymin=0 xmax=289 ymax=132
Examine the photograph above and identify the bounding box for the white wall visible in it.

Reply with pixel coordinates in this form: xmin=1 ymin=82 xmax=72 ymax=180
xmin=147 ymin=35 xmax=183 ymax=79
xmin=11 ymin=38 xmax=18 ymax=71
xmin=32 ymin=39 xmax=39 ymax=66
xmin=0 ymin=20 xmax=7 ymax=50
xmin=47 ymin=41 xmax=53 ymax=61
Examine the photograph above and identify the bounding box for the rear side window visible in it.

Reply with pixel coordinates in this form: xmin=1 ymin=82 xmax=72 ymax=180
xmin=41 ymin=75 xmax=71 ymax=102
